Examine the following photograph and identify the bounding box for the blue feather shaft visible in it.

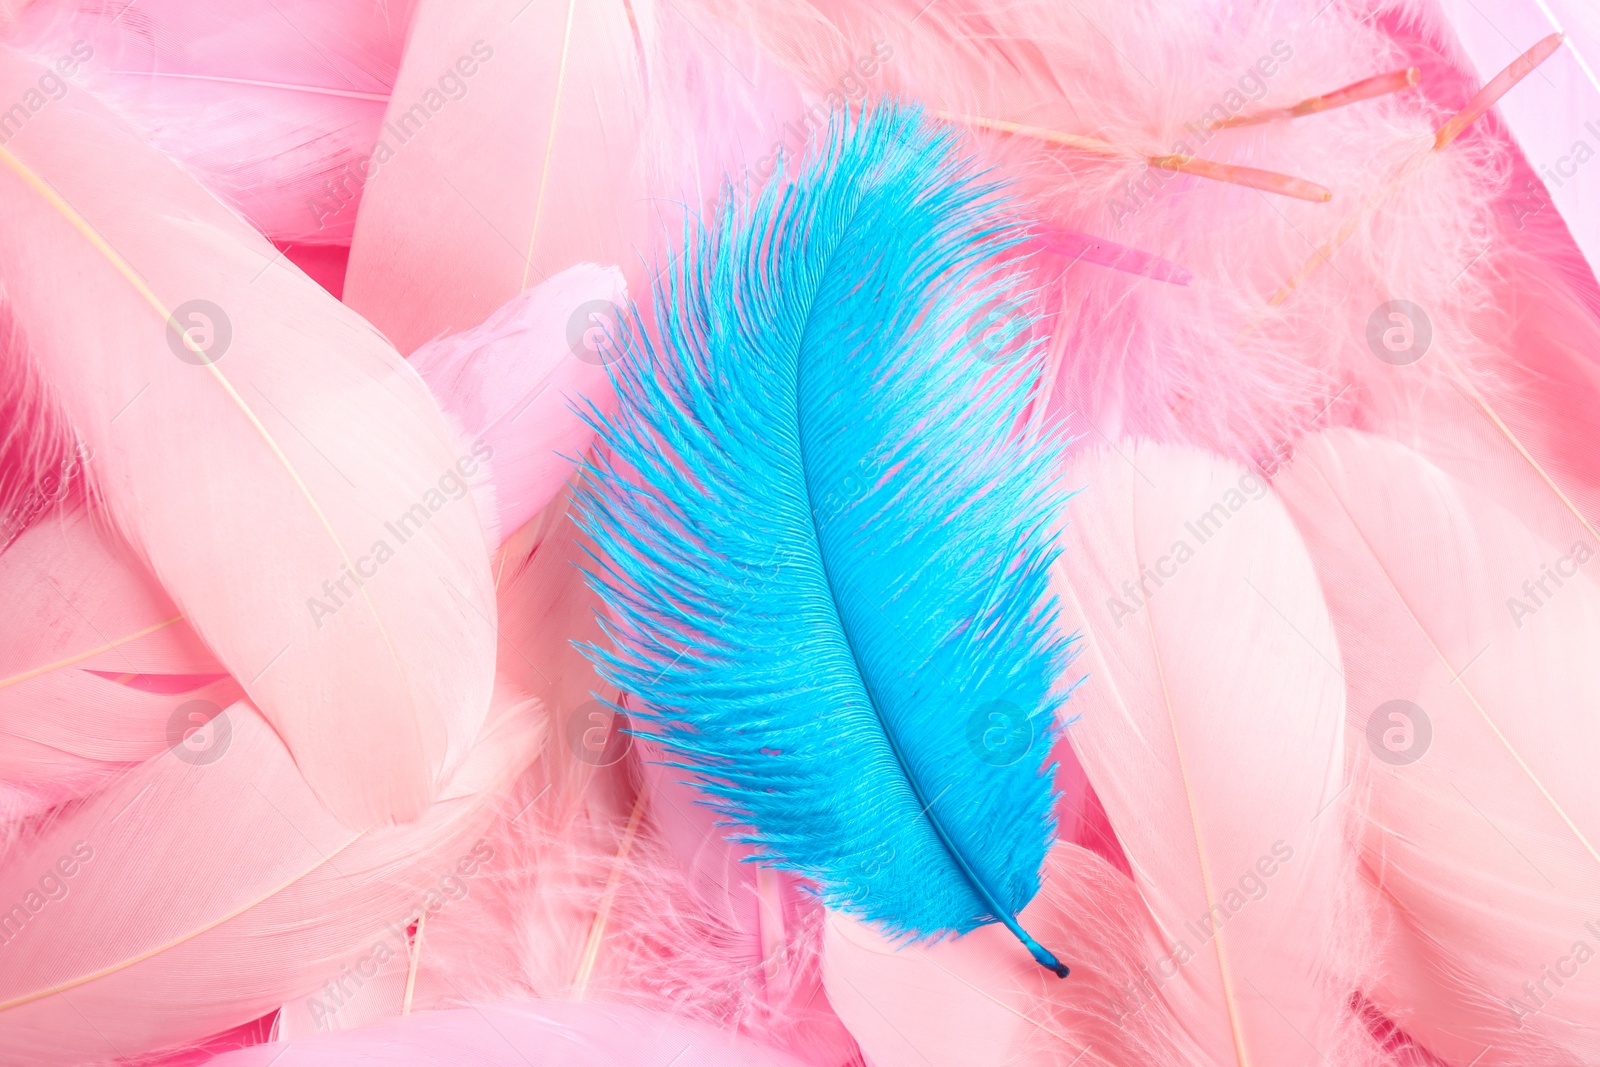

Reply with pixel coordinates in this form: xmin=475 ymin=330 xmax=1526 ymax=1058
xmin=577 ymin=103 xmax=1073 ymax=975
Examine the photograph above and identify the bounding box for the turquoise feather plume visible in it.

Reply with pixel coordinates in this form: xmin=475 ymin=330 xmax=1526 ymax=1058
xmin=576 ymin=103 xmax=1074 ymax=975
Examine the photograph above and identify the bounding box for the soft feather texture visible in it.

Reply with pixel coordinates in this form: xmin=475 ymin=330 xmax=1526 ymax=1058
xmin=409 ymin=263 xmax=626 ymax=544
xmin=5 ymin=0 xmax=415 ymax=246
xmin=291 ymin=496 xmax=859 ymax=1064
xmin=0 ymin=680 xmax=542 ymax=1066
xmin=205 ymin=1001 xmax=811 ymax=1067
xmin=1052 ymin=443 xmax=1364 ymax=1066
xmin=0 ymin=260 xmax=615 ymax=817
xmin=0 ymin=506 xmax=235 ymax=818
xmin=0 ymin=44 xmax=498 ymax=827
xmin=1275 ymin=430 xmax=1600 ymax=1067
xmin=719 ymin=0 xmax=1503 ymax=466
xmin=824 ymin=842 xmax=1196 ymax=1067
xmin=577 ymin=103 xmax=1072 ymax=971
xmin=344 ymin=0 xmax=651 ymax=355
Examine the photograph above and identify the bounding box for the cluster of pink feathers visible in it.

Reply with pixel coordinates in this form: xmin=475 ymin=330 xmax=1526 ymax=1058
xmin=1 ymin=0 xmax=1598 ymax=1065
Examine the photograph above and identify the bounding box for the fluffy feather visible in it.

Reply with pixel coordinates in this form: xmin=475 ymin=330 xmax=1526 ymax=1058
xmin=1051 ymin=443 xmax=1364 ymax=1065
xmin=0 ymin=43 xmax=499 ymax=827
xmin=717 ymin=0 xmax=1506 ymax=467
xmin=343 ymin=0 xmax=651 ymax=355
xmin=577 ymin=103 xmax=1072 ymax=972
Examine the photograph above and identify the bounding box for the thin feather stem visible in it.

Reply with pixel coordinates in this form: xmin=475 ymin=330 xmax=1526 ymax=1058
xmin=1211 ymin=67 xmax=1420 ymax=128
xmin=939 ymin=111 xmax=1332 ymax=201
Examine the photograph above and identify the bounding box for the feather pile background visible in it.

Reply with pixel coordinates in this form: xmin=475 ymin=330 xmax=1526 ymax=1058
xmin=0 ymin=0 xmax=1596 ymax=1065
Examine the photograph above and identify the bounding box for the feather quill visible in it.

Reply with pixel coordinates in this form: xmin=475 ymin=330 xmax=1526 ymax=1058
xmin=577 ymin=103 xmax=1072 ymax=974
xmin=1425 ymin=0 xmax=1600 ymax=276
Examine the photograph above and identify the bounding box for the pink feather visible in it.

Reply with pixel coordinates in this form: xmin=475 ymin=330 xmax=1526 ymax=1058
xmin=0 ymin=507 xmax=235 ymax=818
xmin=0 ymin=263 xmax=619 ymax=817
xmin=343 ymin=0 xmax=650 ymax=356
xmin=0 ymin=681 xmax=543 ymax=1065
xmin=0 ymin=43 xmax=500 ymax=827
xmin=1274 ymin=429 xmax=1600 ymax=1066
xmin=5 ymin=0 xmax=416 ymax=246
xmin=1051 ymin=443 xmax=1369 ymax=1065
xmin=823 ymin=842 xmax=1196 ymax=1067
xmin=409 ymin=263 xmax=625 ymax=543
xmin=205 ymin=1001 xmax=812 ymax=1067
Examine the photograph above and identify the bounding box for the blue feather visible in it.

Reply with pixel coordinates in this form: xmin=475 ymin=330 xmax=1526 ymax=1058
xmin=576 ymin=103 xmax=1073 ymax=976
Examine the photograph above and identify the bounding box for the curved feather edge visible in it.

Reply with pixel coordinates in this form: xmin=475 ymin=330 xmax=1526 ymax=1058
xmin=1051 ymin=442 xmax=1365 ymax=1066
xmin=0 ymin=43 xmax=498 ymax=827
xmin=344 ymin=0 xmax=651 ymax=356
xmin=0 ymin=264 xmax=617 ymax=815
xmin=0 ymin=681 xmax=542 ymax=1066
xmin=1274 ymin=429 xmax=1600 ymax=1067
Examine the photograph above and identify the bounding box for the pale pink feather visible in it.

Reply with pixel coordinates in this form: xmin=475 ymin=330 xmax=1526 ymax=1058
xmin=0 ymin=681 xmax=543 ymax=1065
xmin=0 ymin=262 xmax=617 ymax=816
xmin=206 ymin=1001 xmax=812 ymax=1067
xmin=343 ymin=0 xmax=650 ymax=356
xmin=409 ymin=263 xmax=625 ymax=544
xmin=1274 ymin=429 xmax=1600 ymax=1066
xmin=0 ymin=507 xmax=234 ymax=817
xmin=0 ymin=44 xmax=500 ymax=827
xmin=1051 ymin=443 xmax=1368 ymax=1066
xmin=823 ymin=842 xmax=1199 ymax=1067
xmin=5 ymin=0 xmax=416 ymax=246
